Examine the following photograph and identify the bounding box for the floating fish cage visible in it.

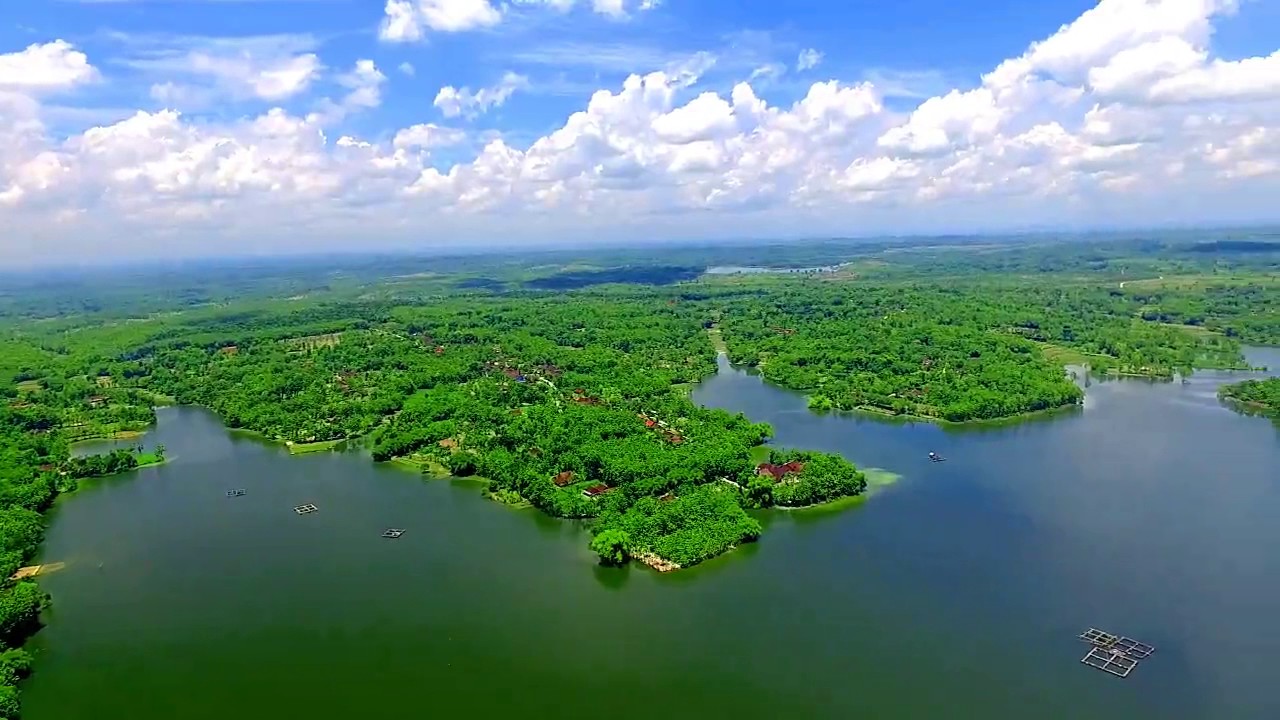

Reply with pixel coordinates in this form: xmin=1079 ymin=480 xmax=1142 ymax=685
xmin=226 ymin=489 xmax=246 ymax=497
xmin=294 ymin=504 xmax=318 ymax=515
xmin=1078 ymin=628 xmax=1154 ymax=678
xmin=382 ymin=528 xmax=405 ymax=539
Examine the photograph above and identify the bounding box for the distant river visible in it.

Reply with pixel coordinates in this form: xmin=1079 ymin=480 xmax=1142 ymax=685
xmin=21 ymin=348 xmax=1280 ymax=720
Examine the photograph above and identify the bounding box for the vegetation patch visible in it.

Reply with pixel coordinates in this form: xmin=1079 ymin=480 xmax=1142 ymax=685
xmin=4 ymin=234 xmax=1280 ymax=714
xmin=1220 ymin=378 xmax=1280 ymax=422
xmin=1038 ymin=343 xmax=1112 ymax=367
xmin=388 ymin=454 xmax=451 ymax=476
xmin=287 ymin=439 xmax=345 ymax=455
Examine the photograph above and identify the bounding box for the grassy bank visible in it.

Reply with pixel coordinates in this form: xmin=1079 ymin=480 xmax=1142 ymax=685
xmin=286 ymin=439 xmax=346 ymax=455
xmin=134 ymin=453 xmax=166 ymax=468
xmin=387 ymin=454 xmax=451 ymax=476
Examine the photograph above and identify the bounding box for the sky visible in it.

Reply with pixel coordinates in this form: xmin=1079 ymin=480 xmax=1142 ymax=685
xmin=1 ymin=0 xmax=1279 ymax=266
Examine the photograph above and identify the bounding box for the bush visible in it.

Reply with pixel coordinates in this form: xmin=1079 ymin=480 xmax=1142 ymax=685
xmin=589 ymin=529 xmax=630 ymax=566
xmin=0 ymin=583 xmax=47 ymax=647
xmin=0 ymin=682 xmax=19 ymax=720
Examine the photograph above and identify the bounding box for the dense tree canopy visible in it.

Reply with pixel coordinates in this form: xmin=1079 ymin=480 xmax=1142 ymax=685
xmin=1220 ymin=378 xmax=1280 ymax=422
xmin=1 ymin=235 xmax=1277 ymax=715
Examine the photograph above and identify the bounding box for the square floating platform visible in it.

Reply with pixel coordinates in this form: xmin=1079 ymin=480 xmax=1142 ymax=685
xmin=294 ymin=504 xmax=318 ymax=515
xmin=1082 ymin=646 xmax=1137 ymax=678
xmin=382 ymin=528 xmax=405 ymax=538
xmin=1112 ymin=636 xmax=1155 ymax=659
xmin=1079 ymin=628 xmax=1119 ymax=647
xmin=1077 ymin=628 xmax=1155 ymax=678
xmin=226 ymin=489 xmax=246 ymax=497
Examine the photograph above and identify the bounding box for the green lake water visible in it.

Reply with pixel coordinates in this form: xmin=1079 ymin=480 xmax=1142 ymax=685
xmin=21 ymin=347 xmax=1280 ymax=719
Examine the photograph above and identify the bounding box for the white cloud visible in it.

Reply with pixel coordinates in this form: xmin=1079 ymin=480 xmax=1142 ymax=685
xmin=796 ymin=48 xmax=823 ymax=72
xmin=235 ymin=53 xmax=321 ymax=100
xmin=434 ymin=72 xmax=528 ymax=118
xmin=337 ymin=60 xmax=387 ymax=110
xmin=398 ymin=62 xmax=415 ymax=77
xmin=380 ymin=1 xmax=427 ymax=42
xmin=651 ymin=92 xmax=737 ymax=144
xmin=382 ymin=0 xmax=653 ymax=41
xmin=877 ymin=87 xmax=1002 ymax=155
xmin=393 ymin=123 xmax=467 ymax=149
xmin=116 ymin=34 xmax=322 ymax=103
xmin=1142 ymin=48 xmax=1280 ymax=104
xmin=0 ymin=41 xmax=98 ymax=91
xmin=3 ymin=0 xmax=1280 ymax=263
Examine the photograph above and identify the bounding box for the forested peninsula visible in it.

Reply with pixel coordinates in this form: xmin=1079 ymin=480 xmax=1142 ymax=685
xmin=1220 ymin=378 xmax=1280 ymax=420
xmin=1 ymin=234 xmax=1279 ymax=716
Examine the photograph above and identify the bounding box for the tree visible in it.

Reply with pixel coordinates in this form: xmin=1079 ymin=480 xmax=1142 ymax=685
xmin=589 ymin=529 xmax=630 ymax=566
xmin=0 ymin=649 xmax=32 ymax=685
xmin=154 ymin=444 xmax=166 ymax=460
xmin=0 ymin=582 xmax=46 ymax=647
xmin=0 ymin=682 xmax=19 ymax=720
xmin=744 ymin=475 xmax=774 ymax=509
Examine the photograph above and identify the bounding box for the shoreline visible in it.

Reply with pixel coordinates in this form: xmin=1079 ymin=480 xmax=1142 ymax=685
xmin=64 ymin=401 xmax=904 ymax=578
xmin=715 ymin=354 xmax=1084 ymax=427
xmin=68 ymin=428 xmax=149 ymax=446
xmin=286 ymin=438 xmax=347 ymax=455
xmin=632 ymin=551 xmax=681 ymax=573
xmin=805 ymin=395 xmax=1083 ymax=427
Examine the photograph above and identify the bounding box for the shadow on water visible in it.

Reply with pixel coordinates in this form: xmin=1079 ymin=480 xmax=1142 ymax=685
xmin=590 ymin=562 xmax=631 ymax=590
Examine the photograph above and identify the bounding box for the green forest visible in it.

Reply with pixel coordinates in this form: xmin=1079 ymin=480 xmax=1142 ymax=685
xmin=0 ymin=234 xmax=1277 ymax=717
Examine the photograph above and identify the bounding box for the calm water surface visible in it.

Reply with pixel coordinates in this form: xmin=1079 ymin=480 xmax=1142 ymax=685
xmin=22 ymin=348 xmax=1280 ymax=719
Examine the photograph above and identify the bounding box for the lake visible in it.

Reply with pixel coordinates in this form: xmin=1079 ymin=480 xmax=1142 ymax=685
xmin=21 ymin=348 xmax=1280 ymax=719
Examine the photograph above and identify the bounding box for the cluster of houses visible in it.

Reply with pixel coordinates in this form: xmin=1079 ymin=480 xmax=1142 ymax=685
xmin=551 ymin=470 xmax=612 ymax=498
xmin=414 ymin=333 xmax=448 ymax=355
xmin=755 ymin=460 xmax=806 ymax=482
xmin=637 ymin=411 xmax=684 ymax=444
xmin=487 ymin=359 xmax=565 ymax=386
xmin=571 ymin=389 xmax=601 ymax=405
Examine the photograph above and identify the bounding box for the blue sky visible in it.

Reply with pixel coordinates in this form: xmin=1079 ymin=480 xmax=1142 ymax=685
xmin=1 ymin=1 xmax=1279 ymax=264
xmin=9 ymin=1 xmax=1103 ymax=135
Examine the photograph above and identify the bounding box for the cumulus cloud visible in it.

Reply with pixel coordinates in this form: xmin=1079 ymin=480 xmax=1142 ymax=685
xmin=434 ymin=72 xmax=528 ymax=118
xmin=337 ymin=60 xmax=387 ymax=110
xmin=2 ymin=0 xmax=1280 ymax=262
xmin=0 ymin=41 xmax=98 ymax=91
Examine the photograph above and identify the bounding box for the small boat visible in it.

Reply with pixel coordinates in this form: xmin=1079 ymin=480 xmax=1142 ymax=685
xmin=928 ymin=451 xmax=946 ymax=462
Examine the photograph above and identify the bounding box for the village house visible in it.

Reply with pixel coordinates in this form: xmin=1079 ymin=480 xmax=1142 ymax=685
xmin=755 ymin=461 xmax=806 ymax=482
